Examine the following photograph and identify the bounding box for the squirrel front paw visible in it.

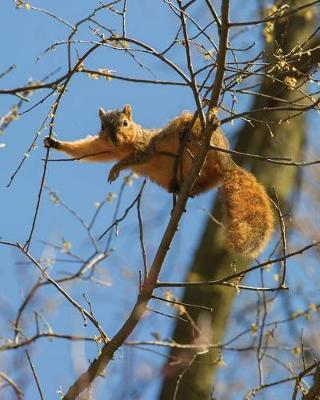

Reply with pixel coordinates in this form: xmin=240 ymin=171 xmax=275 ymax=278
xmin=108 ymin=166 xmax=120 ymax=183
xmin=44 ymin=136 xmax=59 ymax=149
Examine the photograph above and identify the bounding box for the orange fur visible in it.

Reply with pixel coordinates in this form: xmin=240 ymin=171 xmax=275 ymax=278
xmin=221 ymin=166 xmax=274 ymax=257
xmin=45 ymin=105 xmax=274 ymax=257
xmin=54 ymin=136 xmax=122 ymax=162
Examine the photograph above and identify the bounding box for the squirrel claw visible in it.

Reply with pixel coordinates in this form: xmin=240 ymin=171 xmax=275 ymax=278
xmin=44 ymin=137 xmax=59 ymax=149
xmin=108 ymin=167 xmax=119 ymax=183
xmin=168 ymin=179 xmax=180 ymax=194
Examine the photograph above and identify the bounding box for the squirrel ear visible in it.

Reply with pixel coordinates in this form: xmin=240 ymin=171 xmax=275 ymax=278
xmin=99 ymin=107 xmax=107 ymax=120
xmin=122 ymin=104 xmax=132 ymax=120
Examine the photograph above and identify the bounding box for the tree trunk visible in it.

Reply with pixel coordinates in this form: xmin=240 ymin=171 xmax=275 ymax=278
xmin=159 ymin=1 xmax=318 ymax=399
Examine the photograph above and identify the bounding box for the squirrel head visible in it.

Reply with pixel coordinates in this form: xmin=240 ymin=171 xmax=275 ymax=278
xmin=99 ymin=105 xmax=136 ymax=146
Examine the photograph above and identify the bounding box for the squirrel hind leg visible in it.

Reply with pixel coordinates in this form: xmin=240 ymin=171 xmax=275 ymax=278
xmin=168 ymin=179 xmax=181 ymax=194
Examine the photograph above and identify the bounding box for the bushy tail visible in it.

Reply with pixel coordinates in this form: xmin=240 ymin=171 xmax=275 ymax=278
xmin=220 ymin=165 xmax=274 ymax=258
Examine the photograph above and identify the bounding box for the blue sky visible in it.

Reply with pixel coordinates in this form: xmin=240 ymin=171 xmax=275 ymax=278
xmin=0 ymin=2 xmax=216 ymax=398
xmin=1 ymin=1 xmax=320 ymax=399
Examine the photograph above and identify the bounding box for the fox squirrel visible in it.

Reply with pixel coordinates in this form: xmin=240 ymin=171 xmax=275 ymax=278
xmin=44 ymin=105 xmax=274 ymax=257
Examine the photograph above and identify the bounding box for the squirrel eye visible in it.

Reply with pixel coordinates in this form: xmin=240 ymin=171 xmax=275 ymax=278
xmin=123 ymin=120 xmax=128 ymax=127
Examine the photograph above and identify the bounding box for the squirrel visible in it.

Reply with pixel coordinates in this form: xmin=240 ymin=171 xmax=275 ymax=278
xmin=44 ymin=104 xmax=274 ymax=257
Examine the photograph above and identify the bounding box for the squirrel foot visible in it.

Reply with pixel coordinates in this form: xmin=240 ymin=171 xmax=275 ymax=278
xmin=168 ymin=179 xmax=181 ymax=194
xmin=108 ymin=165 xmax=120 ymax=183
xmin=169 ymin=179 xmax=195 ymax=198
xmin=44 ymin=137 xmax=59 ymax=149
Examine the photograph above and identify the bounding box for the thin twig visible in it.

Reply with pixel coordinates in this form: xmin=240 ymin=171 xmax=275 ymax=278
xmin=156 ymin=242 xmax=318 ymax=288
xmin=25 ymin=350 xmax=45 ymax=400
xmin=136 ymin=180 xmax=148 ymax=278
xmin=0 ymin=371 xmax=24 ymax=400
